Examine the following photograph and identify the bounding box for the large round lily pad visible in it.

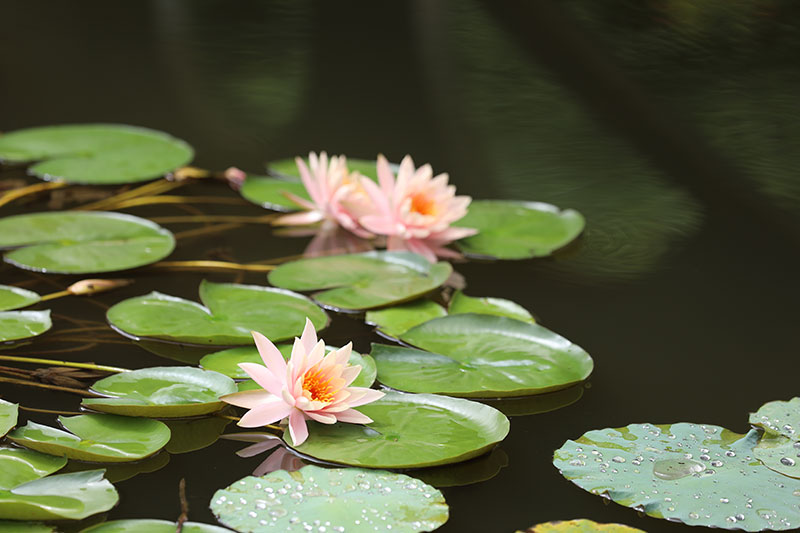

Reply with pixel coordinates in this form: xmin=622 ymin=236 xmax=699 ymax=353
xmin=750 ymin=397 xmax=800 ymax=440
xmin=82 ymin=366 xmax=237 ymax=417
xmin=8 ymin=414 xmax=170 ymax=463
xmin=457 ymin=200 xmax=584 ymax=259
xmin=107 ymin=280 xmax=327 ymax=345
xmin=0 ymin=469 xmax=118 ymax=521
xmin=210 ymin=465 xmax=448 ymax=533
xmin=0 ymin=286 xmax=40 ymax=312
xmin=0 ymin=124 xmax=193 ymax=185
xmin=519 ymin=519 xmax=645 ymax=533
xmin=289 ymin=391 xmax=509 ymax=468
xmin=379 ymin=314 xmax=592 ymax=397
xmin=200 ymin=343 xmax=376 ymax=388
xmin=0 ymin=447 xmax=67 ymax=491
xmin=554 ymin=422 xmax=800 ymax=531
xmin=268 ymin=251 xmax=452 ymax=311
xmin=0 ymin=311 xmax=51 ymax=343
xmin=80 ymin=519 xmax=232 ymax=533
xmin=0 ymin=401 xmax=17 ymax=438
xmin=0 ymin=212 xmax=175 ymax=274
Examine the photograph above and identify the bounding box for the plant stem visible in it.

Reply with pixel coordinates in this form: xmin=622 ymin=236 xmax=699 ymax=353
xmin=0 ymin=354 xmax=128 ymax=373
xmin=150 ymin=214 xmax=278 ymax=224
xmin=75 ymin=178 xmax=183 ymax=211
xmin=0 ymin=375 xmax=101 ymax=397
xmin=109 ymin=195 xmax=247 ymax=210
xmin=150 ymin=260 xmax=276 ymax=272
xmin=0 ymin=181 xmax=69 ymax=208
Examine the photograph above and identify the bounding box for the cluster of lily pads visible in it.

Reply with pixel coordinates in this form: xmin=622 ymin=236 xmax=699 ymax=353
xmin=554 ymin=397 xmax=800 ymax=531
xmin=0 ymin=123 xmax=598 ymax=532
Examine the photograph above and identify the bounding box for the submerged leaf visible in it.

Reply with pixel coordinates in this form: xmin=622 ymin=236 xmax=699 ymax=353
xmin=0 ymin=124 xmax=193 ymax=185
xmin=268 ymin=251 xmax=452 ymax=310
xmin=8 ymin=414 xmax=170 ymax=463
xmin=0 ymin=212 xmax=175 ymax=274
xmin=210 ymin=465 xmax=448 ymax=533
xmin=107 ymin=280 xmax=327 ymax=345
xmin=519 ymin=519 xmax=645 ymax=533
xmin=554 ymin=422 xmax=800 ymax=531
xmin=82 ymin=366 xmax=237 ymax=418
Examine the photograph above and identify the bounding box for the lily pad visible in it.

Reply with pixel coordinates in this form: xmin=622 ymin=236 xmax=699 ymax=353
xmin=268 ymin=251 xmax=452 ymax=311
xmin=0 ymin=124 xmax=193 ymax=184
xmin=164 ymin=416 xmax=231 ymax=454
xmin=8 ymin=414 xmax=170 ymax=463
xmin=80 ymin=520 xmax=233 ymax=533
xmin=0 ymin=469 xmax=118 ymax=521
xmin=239 ymin=174 xmax=309 ymax=211
xmin=0 ymin=286 xmax=40 ymax=312
xmin=0 ymin=212 xmax=175 ymax=274
xmin=0 ymin=521 xmax=55 ymax=533
xmin=200 ymin=343 xmax=377 ymax=388
xmin=107 ymin=280 xmax=327 ymax=345
xmin=268 ymin=157 xmax=380 ymax=181
xmin=0 ymin=311 xmax=51 ymax=343
xmin=210 ymin=465 xmax=448 ymax=533
xmin=750 ymin=397 xmax=800 ymax=440
xmin=82 ymin=366 xmax=237 ymax=417
xmin=553 ymin=422 xmax=800 ymax=531
xmin=448 ymin=291 xmax=534 ymax=323
xmin=457 ymin=200 xmax=584 ymax=259
xmin=0 ymin=447 xmax=67 ymax=491
xmin=0 ymin=401 xmax=17 ymax=437
xmin=289 ymin=391 xmax=509 ymax=468
xmin=753 ymin=434 xmax=800 ymax=479
xmin=519 ymin=519 xmax=645 ymax=533
xmin=365 ymin=300 xmax=446 ymax=338
xmin=374 ymin=314 xmax=592 ymax=397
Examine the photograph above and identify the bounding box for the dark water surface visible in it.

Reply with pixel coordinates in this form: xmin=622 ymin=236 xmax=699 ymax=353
xmin=2 ymin=1 xmax=799 ymax=532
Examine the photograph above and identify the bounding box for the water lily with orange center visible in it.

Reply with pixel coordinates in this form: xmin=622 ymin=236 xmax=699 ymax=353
xmin=221 ymin=318 xmax=384 ymax=446
xmin=359 ymin=154 xmax=478 ymax=262
xmin=273 ymin=151 xmax=373 ymax=238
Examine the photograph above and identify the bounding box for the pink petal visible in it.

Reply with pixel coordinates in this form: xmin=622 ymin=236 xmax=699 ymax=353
xmin=306 ymin=411 xmax=337 ymax=424
xmin=238 ymin=399 xmax=293 ymax=428
xmin=238 ymin=363 xmax=284 ymax=397
xmin=299 ymin=317 xmax=317 ymax=354
xmin=304 ymin=341 xmax=326 ymax=373
xmin=252 ymin=331 xmax=288 ymax=376
xmin=332 ymin=342 xmax=352 ymax=366
xmin=221 ymin=389 xmax=276 ymax=409
xmin=283 ymin=191 xmax=317 ymax=211
xmin=340 ymin=365 xmax=362 ymax=387
xmin=288 ymin=409 xmax=309 ymax=446
xmin=236 ymin=438 xmax=282 ymax=458
xmin=333 ymin=409 xmax=374 ymax=424
xmin=272 ymin=210 xmax=324 ymax=226
xmin=432 ymin=226 xmax=478 ymax=241
xmin=360 ymin=214 xmax=399 ymax=236
xmin=361 ymin=178 xmax=393 ymax=219
xmin=297 ymin=156 xmax=325 ymax=207
xmin=346 ymin=388 xmax=385 ymax=408
xmin=376 ymin=154 xmax=397 ymax=198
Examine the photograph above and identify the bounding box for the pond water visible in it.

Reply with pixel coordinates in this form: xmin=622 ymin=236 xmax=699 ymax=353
xmin=2 ymin=2 xmax=800 ymax=532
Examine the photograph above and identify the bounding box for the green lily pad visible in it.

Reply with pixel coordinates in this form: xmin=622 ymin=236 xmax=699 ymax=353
xmin=0 ymin=469 xmax=118 ymax=521
xmin=0 ymin=212 xmax=175 ymax=274
xmin=0 ymin=311 xmax=51 ymax=343
xmin=164 ymin=416 xmax=231 ymax=454
xmin=520 ymin=519 xmax=645 ymax=533
xmin=210 ymin=465 xmax=448 ymax=533
xmin=289 ymin=391 xmax=509 ymax=468
xmin=82 ymin=366 xmax=237 ymax=417
xmin=200 ymin=343 xmax=377 ymax=388
xmin=457 ymin=200 xmax=584 ymax=259
xmin=80 ymin=520 xmax=233 ymax=533
xmin=0 ymin=447 xmax=67 ymax=491
xmin=0 ymin=286 xmax=40 ymax=312
xmin=240 ymin=175 xmax=309 ymax=211
xmin=268 ymin=252 xmax=452 ymax=311
xmin=8 ymin=414 xmax=171 ymax=463
xmin=554 ymin=422 xmax=800 ymax=531
xmin=750 ymin=397 xmax=800 ymax=440
xmin=107 ymin=280 xmax=327 ymax=345
xmin=449 ymin=291 xmax=534 ymax=323
xmin=0 ymin=521 xmax=56 ymax=533
xmin=366 ymin=300 xmax=446 ymax=338
xmin=0 ymin=401 xmax=17 ymax=437
xmin=375 ymin=314 xmax=592 ymax=398
xmin=0 ymin=124 xmax=193 ymax=185
xmin=268 ymin=157 xmax=380 ymax=181
xmin=753 ymin=434 xmax=800 ymax=479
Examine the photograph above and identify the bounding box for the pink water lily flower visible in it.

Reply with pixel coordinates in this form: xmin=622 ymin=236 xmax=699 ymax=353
xmin=273 ymin=151 xmax=373 ymax=238
xmin=221 ymin=318 xmax=384 ymax=446
xmin=359 ymin=154 xmax=478 ymax=262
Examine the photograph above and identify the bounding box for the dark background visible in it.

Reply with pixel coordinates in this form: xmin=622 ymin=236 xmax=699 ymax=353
xmin=1 ymin=1 xmax=799 ymax=531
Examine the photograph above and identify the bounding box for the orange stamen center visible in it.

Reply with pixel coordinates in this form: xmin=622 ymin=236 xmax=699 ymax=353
xmin=302 ymin=368 xmax=335 ymax=403
xmin=410 ymin=192 xmax=437 ymax=216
